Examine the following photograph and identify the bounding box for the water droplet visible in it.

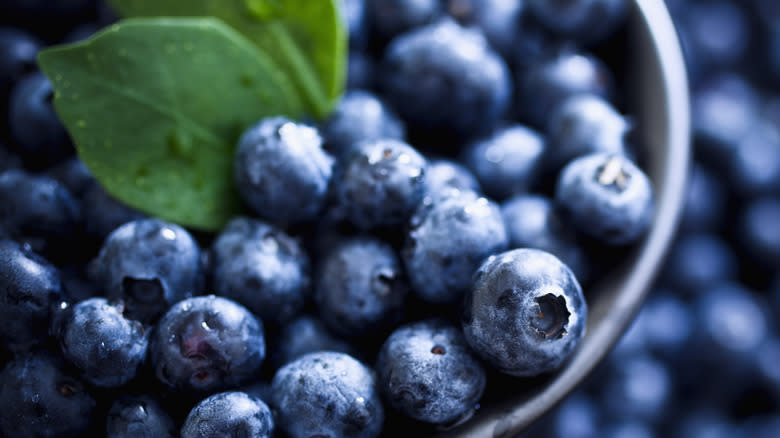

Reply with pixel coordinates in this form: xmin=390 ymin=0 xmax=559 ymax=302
xmin=245 ymin=0 xmax=280 ymax=20
xmin=168 ymin=334 xmax=177 ymax=344
xmin=201 ymin=321 xmax=212 ymax=331
xmin=76 ymin=120 xmax=87 ymax=128
xmin=160 ymin=228 xmax=177 ymax=241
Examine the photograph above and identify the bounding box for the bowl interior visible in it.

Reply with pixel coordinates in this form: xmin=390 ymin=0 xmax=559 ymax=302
xmin=440 ymin=1 xmax=690 ymax=436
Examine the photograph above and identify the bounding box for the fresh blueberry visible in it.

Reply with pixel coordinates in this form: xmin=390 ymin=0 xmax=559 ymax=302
xmin=462 ymin=124 xmax=546 ymax=200
xmin=501 ymin=194 xmax=589 ymax=282
xmin=340 ymin=0 xmax=368 ymax=48
xmin=376 ymin=319 xmax=486 ymax=425
xmin=462 ymin=248 xmax=587 ymax=376
xmin=271 ymin=314 xmax=356 ymax=368
xmin=549 ymin=393 xmax=600 ymax=438
xmin=316 ymin=236 xmax=407 ymax=337
xmin=638 ymin=291 xmax=693 ymax=359
xmin=739 ymin=197 xmax=780 ymax=268
xmin=424 ymin=159 xmax=482 ymax=197
xmin=0 ymin=352 xmax=95 ymax=438
xmin=403 ymin=189 xmax=508 ymax=304
xmin=516 ymin=49 xmax=613 ymax=128
xmin=0 ymin=169 xmax=82 ymax=256
xmin=368 ymin=0 xmax=442 ymax=42
xmin=601 ymin=355 xmax=672 ymax=424
xmin=89 ymin=218 xmax=203 ymax=323
xmin=44 ymin=157 xmax=94 ymax=198
xmin=380 ymin=19 xmax=512 ymax=137
xmin=678 ymin=0 xmax=750 ymax=69
xmin=271 ymin=351 xmax=384 ymax=438
xmin=544 ymin=94 xmax=631 ymax=171
xmin=659 ymin=233 xmax=738 ymax=294
xmin=181 ymin=391 xmax=274 ymax=438
xmin=445 ymin=0 xmax=526 ymax=60
xmin=601 ymin=422 xmax=657 ymax=438
xmin=555 ymin=154 xmax=654 ymax=246
xmin=106 ymin=396 xmax=176 ymax=438
xmin=679 ymin=163 xmax=726 ymax=232
xmin=0 ymin=27 xmax=41 ymax=97
xmin=526 ymin=0 xmax=628 ymax=44
xmin=726 ymin=121 xmax=780 ymax=196
xmin=8 ymin=73 xmax=74 ymax=169
xmin=149 ymin=295 xmax=266 ymax=394
xmin=211 ymin=217 xmax=309 ymax=326
xmin=80 ymin=183 xmax=146 ymax=242
xmin=755 ymin=337 xmax=780 ymax=398
xmin=335 ymin=139 xmax=427 ymax=229
xmin=52 ymin=297 xmax=147 ymax=388
xmin=347 ymin=51 xmax=376 ymax=90
xmin=0 ymin=240 xmax=64 ymax=352
xmin=234 ymin=117 xmax=334 ymax=225
xmin=320 ymin=90 xmax=405 ymax=158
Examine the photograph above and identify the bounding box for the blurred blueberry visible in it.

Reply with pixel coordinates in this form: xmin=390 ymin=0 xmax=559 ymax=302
xmin=381 ymin=19 xmax=512 ymax=137
xmin=463 ymin=249 xmax=587 ymax=377
xmin=601 ymin=421 xmax=657 ymax=438
xmin=742 ymin=415 xmax=780 ymax=438
xmin=674 ymin=409 xmax=741 ymax=438
xmin=335 ymin=139 xmax=427 ymax=229
xmin=53 ymin=297 xmax=147 ymax=388
xmin=340 ymin=0 xmax=368 ymax=48
xmin=211 ymin=217 xmax=310 ymax=326
xmin=424 ymin=159 xmax=481 ymax=196
xmin=602 ymin=355 xmax=672 ymax=424
xmin=316 ymin=236 xmax=407 ymax=338
xmin=181 ymin=391 xmax=274 ymax=438
xmin=321 ymin=90 xmax=405 ymax=158
xmin=61 ymin=23 xmax=100 ymax=43
xmin=516 ymin=49 xmax=613 ymax=129
xmin=0 ymin=240 xmax=64 ymax=352
xmin=755 ymin=337 xmax=780 ymax=397
xmin=544 ymin=94 xmax=630 ymax=172
xmin=271 ymin=314 xmax=356 ymax=368
xmin=462 ymin=124 xmax=546 ymax=200
xmin=0 ymin=352 xmax=95 ymax=438
xmin=0 ymin=27 xmax=41 ymax=97
xmin=727 ymin=121 xmax=780 ymax=196
xmin=81 ymin=183 xmax=146 ymax=242
xmin=555 ymin=154 xmax=654 ymax=246
xmin=639 ymin=291 xmax=693 ymax=359
xmin=445 ymin=0 xmax=526 ymax=59
xmin=347 ymin=52 xmax=376 ymax=90
xmin=526 ymin=0 xmax=628 ymax=44
xmin=106 ymin=396 xmax=176 ymax=438
xmin=234 ymin=117 xmax=334 ymax=225
xmin=659 ymin=233 xmax=738 ymax=294
xmin=678 ymin=0 xmax=750 ymax=69
xmin=149 ymin=295 xmax=266 ymax=394
xmin=368 ymin=0 xmax=442 ymax=42
xmin=739 ymin=197 xmax=780 ymax=268
xmin=8 ymin=73 xmax=74 ymax=169
xmin=44 ymin=157 xmax=94 ymax=198
xmin=376 ymin=319 xmax=486 ymax=425
xmin=609 ymin=311 xmax=648 ymax=359
xmin=271 ymin=352 xmax=384 ymax=438
xmin=550 ymin=393 xmax=600 ymax=438
xmin=403 ymin=190 xmax=508 ymax=304
xmin=0 ymin=144 xmax=22 ymax=173
xmin=501 ymin=194 xmax=589 ymax=282
xmin=679 ymin=163 xmax=727 ymax=232
xmin=89 ymin=218 xmax=203 ymax=323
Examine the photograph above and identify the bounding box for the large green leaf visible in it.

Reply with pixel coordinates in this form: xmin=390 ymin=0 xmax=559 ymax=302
xmin=109 ymin=0 xmax=347 ymax=118
xmin=38 ymin=17 xmax=304 ymax=230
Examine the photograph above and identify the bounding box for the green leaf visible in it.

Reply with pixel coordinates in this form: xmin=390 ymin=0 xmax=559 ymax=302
xmin=109 ymin=0 xmax=347 ymax=118
xmin=38 ymin=17 xmax=304 ymax=231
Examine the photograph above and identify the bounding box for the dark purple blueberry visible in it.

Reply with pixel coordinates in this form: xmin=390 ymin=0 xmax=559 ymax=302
xmin=526 ymin=0 xmax=628 ymax=44
xmin=659 ymin=233 xmax=738 ymax=294
xmin=43 ymin=157 xmax=94 ymax=198
xmin=181 ymin=391 xmax=274 ymax=438
xmin=679 ymin=163 xmax=726 ymax=232
xmin=106 ymin=396 xmax=176 ymax=438
xmin=271 ymin=314 xmax=356 ymax=368
xmin=678 ymin=0 xmax=750 ymax=69
xmin=340 ymin=0 xmax=368 ymax=48
xmin=368 ymin=0 xmax=443 ymax=41
xmin=81 ymin=183 xmax=146 ymax=242
xmin=347 ymin=52 xmax=376 ymax=90
xmin=424 ymin=159 xmax=482 ymax=197
xmin=0 ymin=27 xmax=41 ymax=97
xmin=601 ymin=355 xmax=672 ymax=424
xmin=726 ymin=121 xmax=780 ymax=196
xmin=739 ymin=197 xmax=780 ymax=268
xmin=445 ymin=0 xmax=526 ymax=59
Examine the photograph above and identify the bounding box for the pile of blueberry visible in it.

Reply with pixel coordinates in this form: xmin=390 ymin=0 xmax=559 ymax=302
xmin=520 ymin=0 xmax=780 ymax=437
xmin=0 ymin=1 xmax=662 ymax=437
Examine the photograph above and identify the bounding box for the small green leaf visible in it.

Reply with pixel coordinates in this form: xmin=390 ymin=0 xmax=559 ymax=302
xmin=109 ymin=0 xmax=347 ymax=117
xmin=38 ymin=17 xmax=304 ymax=230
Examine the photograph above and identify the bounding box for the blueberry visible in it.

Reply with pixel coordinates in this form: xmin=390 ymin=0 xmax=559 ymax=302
xmin=181 ymin=391 xmax=274 ymax=438
xmin=340 ymin=0 xmax=368 ymax=48
xmin=0 ymin=352 xmax=95 ymax=438
xmin=150 ymin=295 xmax=265 ymax=394
xmin=0 ymin=240 xmax=64 ymax=352
xmin=679 ymin=163 xmax=726 ymax=232
xmin=271 ymin=351 xmax=384 ymax=438
xmin=462 ymin=248 xmax=586 ymax=376
xmin=403 ymin=189 xmax=508 ymax=304
xmin=501 ymin=194 xmax=588 ymax=282
xmin=445 ymin=0 xmax=526 ymax=60
xmin=368 ymin=0 xmax=442 ymax=42
xmin=347 ymin=52 xmax=376 ymax=90
xmin=53 ymin=297 xmax=147 ymax=388
xmin=381 ymin=19 xmax=512 ymax=136
xmin=8 ymin=73 xmax=73 ymax=169
xmin=755 ymin=337 xmax=780 ymax=398
xmin=320 ymin=90 xmax=405 ymax=158
xmin=0 ymin=27 xmax=41 ymax=97
xmin=549 ymin=393 xmax=600 ymax=438
xmin=44 ymin=157 xmax=94 ymax=198
xmin=674 ymin=409 xmax=740 ymax=438
xmin=271 ymin=314 xmax=356 ymax=368
xmin=376 ymin=319 xmax=486 ymax=425
xmin=0 ymin=169 xmax=82 ymax=256
xmin=601 ymin=355 xmax=672 ymax=424
xmin=106 ymin=396 xmax=176 ymax=438
xmin=0 ymin=144 xmax=23 ymax=173
xmin=555 ymin=154 xmax=654 ymax=246
xmin=81 ymin=183 xmax=146 ymax=242
xmin=659 ymin=233 xmax=738 ymax=294
xmin=727 ymin=121 xmax=780 ymax=196
xmin=638 ymin=291 xmax=693 ymax=359
xmin=601 ymin=422 xmax=656 ymax=438
xmin=234 ymin=117 xmax=334 ymax=224
xmin=526 ymin=0 xmax=628 ymax=44
xmin=335 ymin=139 xmax=427 ymax=229
xmin=516 ymin=49 xmax=613 ymax=128
xmin=739 ymin=197 xmax=780 ymax=268
xmin=89 ymin=218 xmax=203 ymax=323
xmin=424 ymin=158 xmax=482 ymax=197
xmin=545 ymin=94 xmax=630 ymax=171
xmin=678 ymin=0 xmax=750 ymax=69
xmin=316 ymin=236 xmax=407 ymax=337
xmin=211 ymin=217 xmax=309 ymax=326
xmin=462 ymin=124 xmax=546 ymax=200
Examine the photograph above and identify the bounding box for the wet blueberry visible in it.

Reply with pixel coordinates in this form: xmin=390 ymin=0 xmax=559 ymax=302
xmin=424 ymin=158 xmax=482 ymax=197
xmin=181 ymin=391 xmax=274 ymax=438
xmin=271 ymin=314 xmax=356 ymax=368
xmin=445 ymin=0 xmax=526 ymax=60
xmin=106 ymin=396 xmax=176 ymax=438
